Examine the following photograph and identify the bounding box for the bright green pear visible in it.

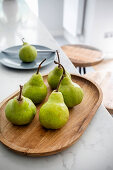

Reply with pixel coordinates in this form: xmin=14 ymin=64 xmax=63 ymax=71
xmin=47 ymin=51 xmax=71 ymax=90
xmin=22 ymin=59 xmax=47 ymax=104
xmin=39 ymin=91 xmax=69 ymax=129
xmin=59 ymin=75 xmax=84 ymax=108
xmin=47 ymin=66 xmax=63 ymax=89
xmin=22 ymin=73 xmax=47 ymax=104
xmin=19 ymin=40 xmax=37 ymax=62
xmin=5 ymin=86 xmax=36 ymax=125
xmin=47 ymin=66 xmax=71 ymax=90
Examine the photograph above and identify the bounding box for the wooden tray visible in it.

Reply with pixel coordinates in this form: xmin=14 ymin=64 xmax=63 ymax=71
xmin=0 ymin=74 xmax=102 ymax=156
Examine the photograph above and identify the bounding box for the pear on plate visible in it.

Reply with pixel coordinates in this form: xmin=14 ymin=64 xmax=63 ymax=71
xmin=39 ymin=73 xmax=69 ymax=129
xmin=22 ymin=59 xmax=47 ymax=104
xmin=55 ymin=61 xmax=84 ymax=108
xmin=19 ymin=38 xmax=37 ymax=62
xmin=5 ymin=85 xmax=36 ymax=125
xmin=47 ymin=51 xmax=70 ymax=89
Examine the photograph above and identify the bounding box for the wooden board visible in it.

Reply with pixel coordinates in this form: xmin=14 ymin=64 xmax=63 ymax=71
xmin=85 ymin=71 xmax=113 ymax=114
xmin=0 ymin=74 xmax=102 ymax=156
xmin=61 ymin=45 xmax=103 ymax=67
xmin=93 ymin=58 xmax=113 ymax=72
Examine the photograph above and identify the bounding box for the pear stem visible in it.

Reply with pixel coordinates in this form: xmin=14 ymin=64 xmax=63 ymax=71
xmin=56 ymin=50 xmax=61 ymax=68
xmin=54 ymin=61 xmax=66 ymax=75
xmin=22 ymin=38 xmax=25 ymax=43
xmin=56 ymin=73 xmax=65 ymax=92
xmin=36 ymin=58 xmax=46 ymax=74
xmin=54 ymin=61 xmax=66 ymax=92
xmin=18 ymin=85 xmax=23 ymax=101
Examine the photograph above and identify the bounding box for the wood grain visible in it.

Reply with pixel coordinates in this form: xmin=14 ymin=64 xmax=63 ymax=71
xmin=61 ymin=45 xmax=103 ymax=67
xmin=85 ymin=71 xmax=113 ymax=114
xmin=0 ymin=74 xmax=102 ymax=156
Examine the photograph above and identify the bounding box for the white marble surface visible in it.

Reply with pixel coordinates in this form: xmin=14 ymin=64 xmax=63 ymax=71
xmin=0 ymin=1 xmax=113 ymax=170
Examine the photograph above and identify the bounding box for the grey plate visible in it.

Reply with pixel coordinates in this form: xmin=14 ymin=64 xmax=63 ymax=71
xmin=0 ymin=45 xmax=56 ymax=70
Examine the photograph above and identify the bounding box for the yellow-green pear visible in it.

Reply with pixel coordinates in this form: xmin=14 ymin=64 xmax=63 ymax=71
xmin=55 ymin=62 xmax=84 ymax=108
xmin=22 ymin=59 xmax=47 ymax=104
xmin=19 ymin=38 xmax=37 ymax=62
xmin=48 ymin=51 xmax=70 ymax=89
xmin=39 ymin=91 xmax=69 ymax=129
xmin=5 ymin=85 xmax=36 ymax=125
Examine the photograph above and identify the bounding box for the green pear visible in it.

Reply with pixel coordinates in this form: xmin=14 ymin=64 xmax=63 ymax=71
xmin=59 ymin=75 xmax=84 ymax=107
xmin=48 ymin=65 xmax=63 ymax=89
xmin=39 ymin=91 xmax=69 ymax=129
xmin=19 ymin=38 xmax=37 ymax=62
xmin=22 ymin=59 xmax=47 ymax=104
xmin=54 ymin=61 xmax=84 ymax=108
xmin=5 ymin=86 xmax=36 ymax=125
xmin=47 ymin=51 xmax=71 ymax=89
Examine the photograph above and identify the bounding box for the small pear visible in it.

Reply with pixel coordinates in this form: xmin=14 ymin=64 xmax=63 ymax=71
xmin=39 ymin=91 xmax=69 ymax=129
xmin=55 ymin=62 xmax=84 ymax=108
xmin=47 ymin=51 xmax=70 ymax=89
xmin=22 ymin=59 xmax=47 ymax=104
xmin=5 ymin=86 xmax=36 ymax=125
xmin=19 ymin=38 xmax=37 ymax=62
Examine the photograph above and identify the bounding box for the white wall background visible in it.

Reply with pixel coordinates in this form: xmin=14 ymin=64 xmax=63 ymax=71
xmin=38 ymin=0 xmax=113 ymax=53
xmin=84 ymin=0 xmax=113 ymax=52
xmin=63 ymin=0 xmax=79 ymax=37
xmin=38 ymin=0 xmax=64 ymax=36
